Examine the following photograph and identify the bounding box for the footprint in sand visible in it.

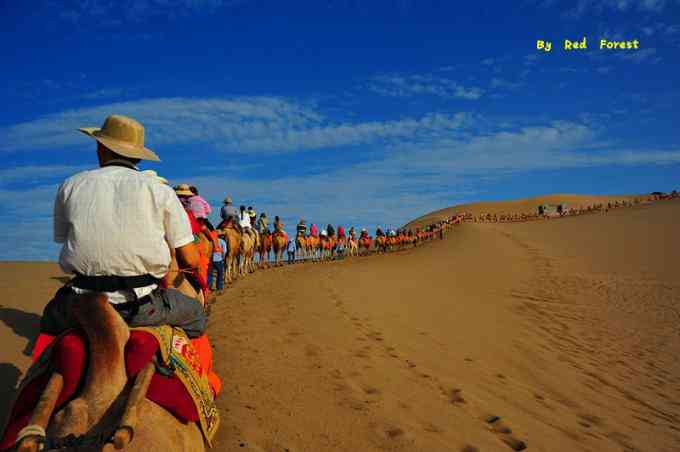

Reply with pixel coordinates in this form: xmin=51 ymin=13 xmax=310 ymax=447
xmin=484 ymin=415 xmax=527 ymax=451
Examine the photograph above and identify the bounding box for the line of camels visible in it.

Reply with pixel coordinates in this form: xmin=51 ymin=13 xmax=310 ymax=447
xmin=213 ymin=216 xmax=461 ymax=287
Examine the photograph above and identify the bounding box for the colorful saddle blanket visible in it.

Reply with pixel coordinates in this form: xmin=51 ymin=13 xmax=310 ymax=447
xmin=0 ymin=326 xmax=219 ymax=450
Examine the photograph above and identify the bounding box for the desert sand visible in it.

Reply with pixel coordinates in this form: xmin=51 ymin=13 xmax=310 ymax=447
xmin=1 ymin=197 xmax=679 ymax=451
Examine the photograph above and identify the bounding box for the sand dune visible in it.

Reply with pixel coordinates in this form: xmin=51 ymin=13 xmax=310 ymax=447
xmin=1 ymin=199 xmax=679 ymax=451
xmin=406 ymin=193 xmax=644 ymax=229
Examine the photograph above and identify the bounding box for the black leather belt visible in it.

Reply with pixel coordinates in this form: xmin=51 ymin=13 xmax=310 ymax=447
xmin=72 ymin=273 xmax=160 ymax=292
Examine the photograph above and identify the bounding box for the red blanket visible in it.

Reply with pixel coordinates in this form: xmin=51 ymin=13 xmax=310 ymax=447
xmin=1 ymin=331 xmax=200 ymax=451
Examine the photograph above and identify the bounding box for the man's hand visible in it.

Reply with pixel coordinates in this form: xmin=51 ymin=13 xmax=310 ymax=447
xmin=176 ymin=242 xmax=200 ymax=270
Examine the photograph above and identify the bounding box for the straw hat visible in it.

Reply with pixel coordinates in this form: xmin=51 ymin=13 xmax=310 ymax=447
xmin=223 ymin=196 xmax=233 ymax=204
xmin=141 ymin=169 xmax=168 ymax=185
xmin=79 ymin=115 xmax=160 ymax=162
xmin=175 ymin=183 xmax=193 ymax=196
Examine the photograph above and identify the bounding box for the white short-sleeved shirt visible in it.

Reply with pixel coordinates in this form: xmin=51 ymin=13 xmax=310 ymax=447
xmin=54 ymin=165 xmax=194 ymax=303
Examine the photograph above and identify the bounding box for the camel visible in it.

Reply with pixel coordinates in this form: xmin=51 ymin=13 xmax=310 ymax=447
xmin=257 ymin=232 xmax=272 ymax=269
xmin=239 ymin=230 xmax=257 ymax=276
xmin=13 ymin=294 xmax=205 ymax=452
xmin=221 ymin=225 xmax=241 ymax=285
xmin=346 ymin=237 xmax=358 ymax=257
xmin=295 ymin=234 xmax=307 ymax=260
xmin=358 ymin=236 xmax=372 ymax=255
xmin=374 ymin=236 xmax=387 ymax=253
xmin=271 ymin=231 xmax=287 ymax=266
xmin=306 ymin=235 xmax=320 ymax=261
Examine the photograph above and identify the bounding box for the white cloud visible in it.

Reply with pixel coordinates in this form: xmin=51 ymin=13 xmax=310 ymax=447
xmin=57 ymin=0 xmax=246 ymax=23
xmin=617 ymin=47 xmax=660 ymax=63
xmin=0 ymin=165 xmax=90 ymax=187
xmin=3 ymin=115 xmax=679 ymax=261
xmin=566 ymin=0 xmax=673 ymax=16
xmin=0 ymin=97 xmax=474 ymax=155
xmin=368 ymin=74 xmax=485 ymax=100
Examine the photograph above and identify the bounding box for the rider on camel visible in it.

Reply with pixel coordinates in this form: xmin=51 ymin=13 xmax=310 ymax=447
xmin=247 ymin=206 xmax=257 ymax=229
xmin=274 ymin=215 xmax=285 ymax=233
xmin=376 ymin=227 xmax=385 ymax=237
xmin=326 ymin=224 xmax=335 ymax=237
xmin=239 ymin=205 xmax=255 ymax=239
xmin=297 ymin=219 xmax=307 ymax=236
xmin=41 ymin=114 xmax=207 ymax=338
xmin=310 ymin=223 xmax=319 ymax=237
xmin=337 ymin=225 xmax=345 ymax=239
xmin=360 ymin=228 xmax=369 ymax=239
xmin=220 ymin=196 xmax=239 ymax=227
xmin=257 ymin=212 xmax=269 ymax=235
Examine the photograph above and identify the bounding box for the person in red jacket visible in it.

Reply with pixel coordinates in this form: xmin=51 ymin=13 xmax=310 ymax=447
xmin=337 ymin=225 xmax=345 ymax=238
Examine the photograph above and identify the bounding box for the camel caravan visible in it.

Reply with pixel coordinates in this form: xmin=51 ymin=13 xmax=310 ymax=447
xmin=0 ymin=115 xmax=460 ymax=452
xmin=461 ymin=193 xmax=679 ymax=224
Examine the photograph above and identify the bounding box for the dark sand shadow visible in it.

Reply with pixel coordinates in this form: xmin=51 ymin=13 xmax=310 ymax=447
xmin=0 ymin=305 xmax=41 ymax=356
xmin=0 ymin=363 xmax=22 ymax=431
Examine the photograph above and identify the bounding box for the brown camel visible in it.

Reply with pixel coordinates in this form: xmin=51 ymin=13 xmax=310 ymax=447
xmin=257 ymin=233 xmax=272 ymax=269
xmin=222 ymin=226 xmax=242 ymax=284
xmin=358 ymin=236 xmax=372 ymax=255
xmin=271 ymin=231 xmax=287 ymax=266
xmin=295 ymin=235 xmax=307 ymax=260
xmin=239 ymin=230 xmax=257 ymax=276
xmin=14 ymin=294 xmax=204 ymax=452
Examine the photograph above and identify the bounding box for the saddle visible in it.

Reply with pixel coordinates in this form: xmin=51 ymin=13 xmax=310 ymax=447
xmin=1 ymin=327 xmax=220 ymax=450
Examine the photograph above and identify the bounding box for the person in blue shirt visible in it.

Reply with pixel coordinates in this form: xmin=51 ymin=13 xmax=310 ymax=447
xmin=208 ymin=232 xmax=228 ymax=293
xmin=287 ymin=240 xmax=296 ymax=264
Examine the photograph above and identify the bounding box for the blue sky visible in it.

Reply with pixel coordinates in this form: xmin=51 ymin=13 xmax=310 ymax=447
xmin=1 ymin=0 xmax=679 ymax=260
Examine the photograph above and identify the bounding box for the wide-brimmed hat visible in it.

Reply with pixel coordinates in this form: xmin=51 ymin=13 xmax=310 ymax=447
xmin=78 ymin=115 xmax=160 ymax=162
xmin=224 ymin=197 xmax=233 ymax=204
xmin=175 ymin=183 xmax=193 ymax=196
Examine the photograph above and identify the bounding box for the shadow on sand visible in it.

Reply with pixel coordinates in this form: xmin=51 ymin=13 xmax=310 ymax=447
xmin=50 ymin=276 xmax=72 ymax=284
xmin=0 ymin=362 xmax=22 ymax=430
xmin=0 ymin=305 xmax=41 ymax=357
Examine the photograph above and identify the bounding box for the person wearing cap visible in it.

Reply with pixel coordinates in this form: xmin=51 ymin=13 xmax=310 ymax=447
xmin=220 ymin=196 xmax=239 ymax=226
xmin=42 ymin=114 xmax=207 ymax=338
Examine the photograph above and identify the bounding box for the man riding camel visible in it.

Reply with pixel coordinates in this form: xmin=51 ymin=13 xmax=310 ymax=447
xmin=310 ymin=223 xmax=319 ymax=237
xmin=220 ymin=196 xmax=239 ymax=226
xmin=257 ymin=212 xmax=270 ymax=235
xmin=297 ymin=219 xmax=307 ymax=236
xmin=326 ymin=223 xmax=335 ymax=238
xmin=239 ymin=205 xmax=256 ymax=240
xmin=274 ymin=215 xmax=285 ymax=233
xmin=41 ymin=114 xmax=207 ymax=338
xmin=247 ymin=206 xmax=257 ymax=229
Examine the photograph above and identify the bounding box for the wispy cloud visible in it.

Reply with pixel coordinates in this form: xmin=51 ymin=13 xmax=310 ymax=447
xmin=368 ymin=74 xmax=485 ymax=100
xmin=3 ymin=112 xmax=679 ymax=261
xmin=0 ymin=97 xmax=473 ymax=154
xmin=56 ymin=0 xmax=247 ymax=24
xmin=0 ymin=165 xmax=90 ymax=187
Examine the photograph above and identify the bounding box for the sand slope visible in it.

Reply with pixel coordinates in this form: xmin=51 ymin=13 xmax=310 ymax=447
xmin=406 ymin=193 xmax=643 ymax=229
xmin=1 ymin=199 xmax=679 ymax=451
